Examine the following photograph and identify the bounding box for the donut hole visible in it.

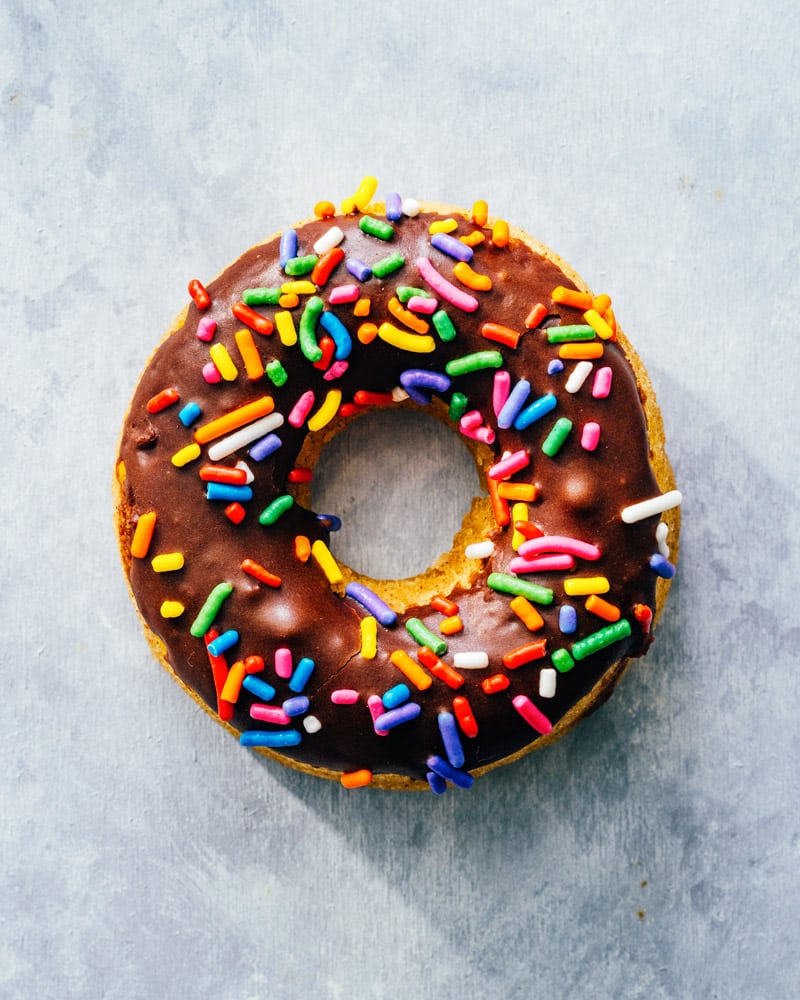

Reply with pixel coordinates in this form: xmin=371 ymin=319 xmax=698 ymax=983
xmin=311 ymin=405 xmax=487 ymax=582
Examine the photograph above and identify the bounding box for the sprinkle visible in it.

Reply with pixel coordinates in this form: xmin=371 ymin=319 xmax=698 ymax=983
xmin=353 ymin=297 xmax=371 ymax=317
xmin=240 ymin=730 xmax=302 ymax=748
xmin=650 ymin=553 xmax=676 ymax=578
xmin=345 ymin=582 xmax=398 ymax=626
xmin=465 ymin=541 xmax=494 ymax=559
xmin=510 ymin=595 xmax=545 ymax=631
xmin=279 ymin=230 xmax=298 ymax=267
xmin=371 ymin=252 xmax=406 ymax=278
xmin=482 ymin=674 xmax=510 ymax=695
xmin=510 ymin=554 xmax=575 ymax=574
xmin=525 ymin=303 xmax=548 ymax=328
xmin=472 ymin=200 xmax=488 ymax=226
xmin=432 ymin=594 xmax=459 ymax=616
xmin=147 ymin=388 xmax=180 ymax=414
xmin=368 ymin=695 xmax=389 ymax=735
xmin=487 ymin=572 xmax=554 ymax=605
xmin=256 ymin=494 xmax=292 ymax=526
xmin=564 ymin=362 xmax=594 ymax=397
xmin=270 ymin=647 xmax=292 ymax=680
xmin=438 ymin=712 xmax=465 ymax=767
xmin=459 ymin=411 xmax=495 ymax=444
xmin=341 ymin=770 xmax=373 ymax=789
xmin=151 ymin=552 xmax=184 ymax=573
xmin=542 ymin=417 xmax=573 ymax=456
xmin=281 ymin=280 xmax=316 ymax=295
xmin=232 ymin=301 xmax=274 ymax=336
xmin=585 ymin=594 xmax=621 ymax=621
xmin=311 ymin=539 xmax=343 ymax=585
xmin=355 ymin=322 xmax=377 ymax=345
xmin=500 ymin=483 xmax=538 ymax=501
xmin=400 ymin=198 xmax=419 ymax=217
xmin=243 ymin=287 xmax=281 ymax=306
xmin=388 ymin=296 xmax=430 ymax=334
xmin=203 ymin=361 xmax=222 ymax=383
xmin=171 ymin=443 xmax=201 ymax=468
xmin=130 ymin=511 xmax=157 ymax=559
xmin=426 ymin=755 xmax=474 ymax=790
xmin=319 ymin=311 xmax=353 ymax=360
xmin=429 ymin=771 xmax=449 ymax=795
xmin=270 ymin=311 xmax=296 ymax=347
xmin=346 ymin=258 xmax=372 ymax=282
xmin=307 ymin=389 xmax=342 ymax=431
xmin=374 ymin=702 xmax=422 ymax=731
xmin=497 ymin=379 xmax=532 ymax=428
xmin=207 ymin=482 xmax=252 ymax=503
xmin=518 ymin=535 xmax=602 ymax=561
xmin=583 ymin=308 xmax=615 ymax=340
xmin=399 ymin=369 xmax=451 ymax=404
xmin=547 ymin=325 xmax=596 ymax=344
xmin=311 ymin=247 xmax=345 ymax=287
xmin=385 ymin=191 xmax=403 ymax=220
xmin=552 ymin=286 xmax=593 ymax=310
xmin=359 ymin=215 xmax=394 ymax=240
xmin=417 ymin=257 xmax=479 ymax=312
xmin=446 ymin=350 xmax=504 ymax=377
xmin=559 ymin=605 xmax=578 ymax=634
xmin=448 ymin=392 xmax=469 ymax=422
xmin=383 ymin=684 xmax=411 ymax=710
xmin=197 ymin=316 xmax=217 ymax=342
xmin=559 ymin=342 xmax=604 ymax=360
xmin=314 ymin=201 xmax=336 ymax=219
xmin=312 ymin=226 xmax=345 ymax=256
xmin=250 ymin=705 xmax=291 ymax=725
xmin=222 ymin=499 xmax=243 ymax=524
xmin=331 ymin=689 xmax=360 ymax=705
xmin=503 ymin=640 xmax=547 ymax=669
xmin=265 ymin=360 xmax=288 ymax=389
xmin=303 ymin=715 xmax=322 ymax=734
xmin=352 ymin=175 xmax=378 ymax=211
xmin=207 ymin=629 xmax=239 ymax=657
xmin=431 ymin=232 xmax=473 ymax=262
xmin=160 ymin=600 xmax=184 ymax=618
xmin=429 ymin=218 xmax=458 ymax=235
xmin=406 ymin=618 xmax=447 ymax=656
xmin=188 ymin=278 xmax=211 ymax=309
xmin=207 ymin=413 xmax=285 ymax=462
xmin=621 ymin=490 xmax=682 ymax=524
xmin=451 ymin=696 xmax=478 ymax=738
xmin=634 ymin=603 xmax=654 ymax=632
xmin=241 ymin=558 xmax=281 ymax=587
xmin=571 ymin=619 xmax=632 ymax=660
xmin=284 ymin=255 xmax=319 ymax=278
xmin=294 ymin=535 xmax=311 ymax=562
xmin=486 ymin=475 xmax=510 ymax=527
xmin=439 ymin=615 xmax=463 ymax=635
xmin=242 ymin=674 xmax=276 ymax=702
xmin=195 ymin=396 xmax=275 ymax=445
xmin=487 ymin=449 xmax=530 ymax=481
xmin=283 ymin=695 xmax=310 ymax=717
xmin=513 ymin=392 xmax=557 ymax=430
xmin=512 ymin=694 xmax=552 ymax=734
xmin=329 ymin=284 xmax=360 ymax=306
xmin=564 ymin=576 xmax=610 ymax=596
xmin=539 ymin=668 xmax=557 ymax=698
xmin=547 ymin=359 xmax=564 ymax=376
xmin=453 ymin=261 xmax=493 ymax=292
xmin=416 ymin=647 xmax=464 ymax=689
xmin=179 ymin=401 xmax=202 ymax=427
xmin=431 ymin=309 xmax=458 ymax=342
xmin=491 ymin=219 xmax=510 ymax=247
xmin=220 ymin=660 xmax=247 ymax=703
xmin=390 ymin=649 xmax=433 ymax=691
xmin=579 ymin=420 xmax=601 ymax=451
xmin=492 ymin=370 xmax=511 ymax=417
xmin=453 ymin=651 xmax=488 ymax=670
xmin=205 ymin=629 xmax=233 ymax=719
xmin=190 ymin=582 xmax=233 ymax=637
xmin=377 ymin=322 xmax=436 ymax=354
xmin=288 ymin=390 xmax=315 ymax=428
xmin=298 ymin=296 xmax=324 ymax=363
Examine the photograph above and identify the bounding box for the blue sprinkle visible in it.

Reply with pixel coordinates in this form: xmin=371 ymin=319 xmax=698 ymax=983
xmin=399 ymin=368 xmax=451 ymax=405
xmin=427 ymin=771 xmax=447 ymax=795
xmin=288 ymin=657 xmax=315 ymax=694
xmin=430 ymin=231 xmax=474 ymax=263
xmin=513 ymin=392 xmax=557 ymax=431
xmin=385 ymin=192 xmax=403 ymax=221
xmin=279 ymin=229 xmax=298 ymax=268
xmin=382 ymin=683 xmax=411 ymax=710
xmin=178 ymin=401 xmax=202 ymax=427
xmin=206 ymin=483 xmax=253 ymax=503
xmin=249 ymin=433 xmax=282 ymax=462
xmin=242 ymin=675 xmax=276 ymax=702
xmin=426 ymin=754 xmax=474 ymax=790
xmin=559 ymin=605 xmax=578 ymax=634
xmin=497 ymin=379 xmax=532 ymax=429
xmin=344 ymin=582 xmax=398 ymax=627
xmin=282 ymin=695 xmax=310 ymax=717
xmin=374 ymin=703 xmax=422 ymax=731
xmin=437 ymin=712 xmax=465 ymax=769
xmin=547 ymin=359 xmax=565 ymax=375
xmin=207 ymin=629 xmax=239 ymax=657
xmin=650 ymin=553 xmax=676 ymax=579
xmin=317 ymin=513 xmax=342 ymax=532
xmin=346 ymin=258 xmax=372 ymax=282
xmin=319 ymin=310 xmax=353 ymax=360
xmin=240 ymin=730 xmax=302 ymax=748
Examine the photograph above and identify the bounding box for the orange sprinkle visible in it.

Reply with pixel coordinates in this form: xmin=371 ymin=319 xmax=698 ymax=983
xmin=387 ymin=296 xmax=430 ymax=334
xmin=482 ymin=673 xmax=510 ymax=695
xmin=585 ymin=594 xmax=621 ymax=621
xmin=440 ymin=615 xmax=463 ymax=636
xmin=552 ymin=286 xmax=593 ymax=310
xmin=232 ymin=300 xmax=273 ymax=336
xmin=390 ymin=650 xmax=433 ymax=691
xmin=583 ymin=308 xmax=615 ymax=341
xmin=314 ymin=200 xmax=336 ymax=219
xmin=241 ymin=558 xmax=282 ymax=588
xmin=220 ymin=660 xmax=246 ymax=703
xmin=472 ymin=200 xmax=489 ymax=227
xmin=234 ymin=328 xmax=264 ymax=381
xmin=146 ymin=388 xmax=179 ymax=414
xmin=294 ymin=535 xmax=311 ymax=562
xmin=502 ymin=640 xmax=547 ymax=669
xmin=341 ymin=769 xmax=373 ymax=789
xmin=486 ymin=474 xmax=510 ymax=527
xmin=353 ymin=297 xmax=371 ymax=317
xmin=453 ymin=260 xmax=492 ymax=291
xmin=559 ymin=342 xmax=605 ymax=360
xmin=205 ymin=629 xmax=233 ymax=722
xmin=278 ymin=292 xmax=299 ymax=309
xmin=357 ymin=321 xmax=379 ymax=344
xmin=513 ymin=519 xmax=544 ymax=540
xmin=525 ymin=303 xmax=548 ymax=329
xmin=130 ymin=511 xmax=157 ymax=559
xmin=417 ymin=647 xmax=464 ymax=689
xmin=491 ymin=219 xmax=509 ymax=247
xmin=604 ymin=306 xmax=617 ymax=336
xmin=453 ymin=695 xmax=478 ymax=737
xmin=460 ymin=230 xmax=485 ymax=247
xmin=195 ymin=395 xmax=275 ymax=445
xmin=311 ymin=247 xmax=345 ymax=287
xmin=480 ymin=322 xmax=521 ymax=349
xmin=509 ymin=595 xmax=545 ymax=631
xmin=497 ymin=483 xmax=538 ymax=502
xmin=431 ymin=594 xmax=459 ymax=616
xmin=592 ymin=293 xmax=612 ymax=314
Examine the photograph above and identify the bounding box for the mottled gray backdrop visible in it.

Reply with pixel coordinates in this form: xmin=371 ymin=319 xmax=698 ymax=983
xmin=2 ymin=2 xmax=798 ymax=998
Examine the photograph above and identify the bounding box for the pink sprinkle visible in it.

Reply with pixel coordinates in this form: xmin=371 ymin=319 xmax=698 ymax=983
xmin=274 ymin=647 xmax=292 ymax=679
xmin=512 ymin=694 xmax=553 ymax=735
xmin=581 ymin=421 xmax=601 ymax=451
xmin=592 ymin=366 xmax=613 ymax=398
xmin=518 ymin=535 xmax=602 ymax=561
xmin=493 ymin=370 xmax=511 ymax=417
xmin=202 ymin=361 xmax=221 ymax=384
xmin=460 ymin=410 xmax=483 ymax=430
xmin=331 ymin=689 xmax=360 ymax=705
xmin=368 ymin=694 xmax=389 ymax=736
xmin=329 ymin=284 xmax=360 ymax=305
xmin=460 ymin=412 xmax=495 ymax=444
xmin=487 ymin=449 xmax=530 ymax=481
xmin=416 ymin=257 xmax=479 ymax=313
xmin=288 ymin=389 xmax=315 ymax=427
xmin=407 ymin=295 xmax=438 ymax=314
xmin=509 ymin=554 xmax=575 ymax=574
xmin=250 ymin=704 xmax=291 ymax=725
xmin=323 ymin=360 xmax=349 ymax=381
xmin=197 ymin=317 xmax=217 ymax=342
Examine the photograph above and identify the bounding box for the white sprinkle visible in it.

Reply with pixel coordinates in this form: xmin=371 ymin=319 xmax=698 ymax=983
xmin=538 ymin=667 xmax=557 ymax=699
xmin=303 ymin=715 xmax=322 ymax=734
xmin=656 ymin=520 xmax=670 ymax=558
xmin=207 ymin=413 xmax=285 ymax=461
xmin=465 ymin=541 xmax=494 ymax=559
xmin=391 ymin=386 xmax=409 ymax=402
xmin=453 ymin=651 xmax=489 ymax=670
xmin=621 ymin=489 xmax=682 ymax=524
xmin=565 ymin=360 xmax=594 ymax=394
xmin=312 ymin=225 xmax=344 ymax=256
xmin=235 ymin=460 xmax=254 ymax=484
xmin=402 ymin=197 xmax=420 ymax=217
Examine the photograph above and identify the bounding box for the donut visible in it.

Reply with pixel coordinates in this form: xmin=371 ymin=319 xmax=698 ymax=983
xmin=115 ymin=179 xmax=681 ymax=793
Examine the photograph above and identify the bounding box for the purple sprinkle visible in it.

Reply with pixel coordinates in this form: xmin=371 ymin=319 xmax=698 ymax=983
xmin=559 ymin=604 xmax=578 ymax=634
xmin=280 ymin=230 xmax=298 ymax=268
xmin=430 ymin=232 xmax=474 ymax=263
xmin=399 ymin=368 xmax=451 ymax=405
xmin=374 ymin=702 xmax=422 ymax=731
xmin=497 ymin=379 xmax=532 ymax=429
xmin=385 ymin=192 xmax=403 ymax=221
xmin=282 ymin=695 xmax=310 ymax=717
xmin=346 ymin=258 xmax=372 ymax=282
xmin=249 ymin=433 xmax=282 ymax=462
xmin=547 ymin=358 xmax=565 ymax=375
xmin=345 ymin=582 xmax=398 ymax=627
xmin=437 ymin=712 xmax=465 ymax=769
xmin=426 ymin=754 xmax=474 ymax=790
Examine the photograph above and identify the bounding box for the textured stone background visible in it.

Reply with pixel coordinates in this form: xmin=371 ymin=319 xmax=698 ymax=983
xmin=2 ymin=2 xmax=798 ymax=998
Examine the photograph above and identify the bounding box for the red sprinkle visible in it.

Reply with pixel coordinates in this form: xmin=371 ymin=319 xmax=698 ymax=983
xmin=288 ymin=467 xmax=313 ymax=484
xmin=482 ymin=673 xmax=511 ymax=695
xmin=205 ymin=629 xmax=234 ymax=721
xmin=634 ymin=603 xmax=654 ymax=633
xmin=339 ymin=403 xmax=363 ymax=418
xmin=241 ymin=558 xmax=282 ymax=588
xmin=313 ymin=335 xmax=336 ymax=371
xmin=354 ymin=390 xmax=394 ymax=406
xmin=225 ymin=502 xmax=246 ymax=524
xmin=244 ymin=655 xmax=265 ymax=674
xmin=480 ymin=322 xmax=522 ymax=349
xmin=431 ymin=594 xmax=459 ymax=617
xmin=232 ymin=300 xmax=274 ymax=336
xmin=453 ymin=695 xmax=478 ymax=738
xmin=311 ymin=247 xmax=345 ymax=287
xmin=513 ymin=520 xmax=545 ymax=541
xmin=199 ymin=464 xmax=248 ymax=485
xmin=502 ymin=640 xmax=548 ymax=669
xmin=146 ymin=388 xmax=180 ymax=414
xmin=417 ymin=647 xmax=464 ymax=689
xmin=188 ymin=279 xmax=211 ymax=310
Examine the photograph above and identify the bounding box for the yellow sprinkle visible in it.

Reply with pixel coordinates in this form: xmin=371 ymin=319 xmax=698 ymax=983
xmin=429 ymin=218 xmax=458 ymax=234
xmin=311 ymin=539 xmax=343 ymax=586
xmin=151 ymin=552 xmax=185 ymax=573
xmin=352 ymin=175 xmax=378 ymax=211
xmin=460 ymin=231 xmax=485 ymax=247
xmin=377 ymin=322 xmax=436 ymax=353
xmin=497 ymin=483 xmax=538 ymax=502
xmin=340 ymin=196 xmax=356 ymax=214
xmin=274 ymin=310 xmax=298 ymax=346
xmin=559 ymin=342 xmax=604 ymax=360
xmin=278 ymin=292 xmax=300 ymax=309
xmin=564 ymin=576 xmax=610 ymax=596
xmin=160 ymin=600 xmax=185 ymax=619
xmin=439 ymin=615 xmax=463 ymax=636
xmin=491 ymin=218 xmax=510 ymax=247
xmin=453 ymin=261 xmax=492 ymax=292
xmin=171 ymin=442 xmax=201 ymax=468
xmin=583 ymin=308 xmax=615 ymax=341
xmin=511 ymin=502 xmax=528 ymax=551
xmin=281 ymin=280 xmax=316 ymax=296
xmin=353 ymin=297 xmax=371 ymax=317
xmin=234 ymin=327 xmax=264 ymax=381
xmin=209 ymin=342 xmax=238 ymax=381
xmin=307 ymin=389 xmax=342 ymax=432
xmin=472 ymin=199 xmax=488 ymax=227
xmin=360 ymin=616 xmax=378 ymax=659
xmin=116 ymin=460 xmax=126 ymax=485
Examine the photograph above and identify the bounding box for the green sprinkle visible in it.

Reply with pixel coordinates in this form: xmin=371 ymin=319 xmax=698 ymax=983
xmin=432 ymin=309 xmax=457 ymax=343
xmin=259 ymin=494 xmax=295 ymax=526
xmin=190 ymin=582 xmax=233 ymax=638
xmin=371 ymin=252 xmax=406 ymax=278
xmin=571 ymin=619 xmax=632 ymax=661
xmin=448 ymin=392 xmax=469 ymax=421
xmin=242 ymin=287 xmax=282 ymax=307
xmin=542 ymin=417 xmax=573 ymax=457
xmin=396 ymin=286 xmax=431 ymax=303
xmin=299 ymin=296 xmax=324 ymax=363
xmin=551 ymin=649 xmax=575 ymax=673
xmin=266 ymin=359 xmax=288 ymax=387
xmin=359 ymin=216 xmax=395 ymax=241
xmin=445 ymin=351 xmax=504 ymax=377
xmin=284 ymin=255 xmax=318 ymax=276
xmin=487 ymin=572 xmax=554 ymax=606
xmin=546 ymin=325 xmax=597 ymax=344
xmin=406 ymin=617 xmax=448 ymax=656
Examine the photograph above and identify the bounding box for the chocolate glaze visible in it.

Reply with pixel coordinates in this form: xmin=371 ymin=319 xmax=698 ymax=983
xmin=118 ymin=208 xmax=667 ymax=784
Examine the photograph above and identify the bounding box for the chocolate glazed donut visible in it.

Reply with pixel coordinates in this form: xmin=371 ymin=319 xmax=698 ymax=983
xmin=115 ymin=186 xmax=681 ymax=792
